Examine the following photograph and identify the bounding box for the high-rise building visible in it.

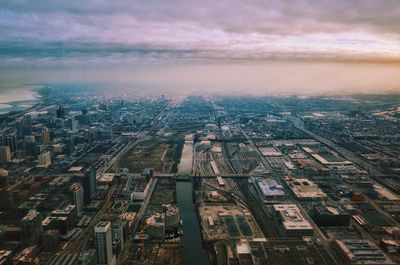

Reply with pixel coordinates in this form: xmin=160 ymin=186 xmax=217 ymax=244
xmin=0 ymin=146 xmax=11 ymax=164
xmin=56 ymin=105 xmax=65 ymax=119
xmin=67 ymin=117 xmax=78 ymax=131
xmin=16 ymin=118 xmax=23 ymax=138
xmin=42 ymin=127 xmax=50 ymax=145
xmin=38 ymin=151 xmax=52 ymax=168
xmin=83 ymin=168 xmax=97 ymax=203
xmin=65 ymin=137 xmax=75 ymax=154
xmin=5 ymin=133 xmax=18 ymax=154
xmin=70 ymin=183 xmax=84 ymax=216
xmin=22 ymin=114 xmax=32 ymax=135
xmin=24 ymin=135 xmax=38 ymax=157
xmin=0 ymin=168 xmax=9 ymax=189
xmin=95 ymin=221 xmax=115 ymax=265
xmin=21 ymin=210 xmax=43 ymax=247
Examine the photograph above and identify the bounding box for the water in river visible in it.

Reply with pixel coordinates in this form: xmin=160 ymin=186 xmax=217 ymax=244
xmin=176 ymin=181 xmax=210 ymax=265
xmin=178 ymin=137 xmax=194 ymax=175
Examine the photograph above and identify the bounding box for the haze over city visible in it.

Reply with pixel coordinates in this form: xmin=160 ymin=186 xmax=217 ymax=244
xmin=1 ymin=0 xmax=400 ymax=98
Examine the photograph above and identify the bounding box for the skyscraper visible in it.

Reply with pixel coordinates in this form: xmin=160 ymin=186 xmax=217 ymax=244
xmin=42 ymin=127 xmax=50 ymax=145
xmin=5 ymin=133 xmax=18 ymax=154
xmin=0 ymin=168 xmax=9 ymax=189
xmin=65 ymin=137 xmax=75 ymax=155
xmin=22 ymin=114 xmax=32 ymax=135
xmin=24 ymin=135 xmax=38 ymax=157
xmin=21 ymin=210 xmax=43 ymax=247
xmin=38 ymin=151 xmax=52 ymax=168
xmin=83 ymin=168 xmax=97 ymax=203
xmin=70 ymin=183 xmax=84 ymax=216
xmin=95 ymin=221 xmax=115 ymax=265
xmin=0 ymin=146 xmax=11 ymax=164
xmin=56 ymin=105 xmax=65 ymax=119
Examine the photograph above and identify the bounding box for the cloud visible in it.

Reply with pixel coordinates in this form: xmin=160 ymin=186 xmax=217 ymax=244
xmin=0 ymin=0 xmax=399 ymax=64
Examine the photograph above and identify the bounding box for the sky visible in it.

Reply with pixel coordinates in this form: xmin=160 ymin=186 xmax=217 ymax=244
xmin=1 ymin=0 xmax=400 ymax=98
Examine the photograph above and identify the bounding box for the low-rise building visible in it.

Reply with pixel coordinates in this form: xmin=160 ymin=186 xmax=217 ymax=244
xmin=273 ymin=204 xmax=314 ymax=237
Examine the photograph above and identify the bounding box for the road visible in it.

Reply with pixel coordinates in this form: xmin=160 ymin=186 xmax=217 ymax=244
xmin=288 ymin=115 xmax=381 ymax=175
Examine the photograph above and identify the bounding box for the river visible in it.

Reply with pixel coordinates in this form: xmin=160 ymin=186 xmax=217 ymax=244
xmin=176 ymin=134 xmax=210 ymax=265
xmin=176 ymin=181 xmax=210 ymax=265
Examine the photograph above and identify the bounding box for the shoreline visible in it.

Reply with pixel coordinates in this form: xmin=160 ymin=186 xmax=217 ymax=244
xmin=0 ymin=87 xmax=44 ymax=115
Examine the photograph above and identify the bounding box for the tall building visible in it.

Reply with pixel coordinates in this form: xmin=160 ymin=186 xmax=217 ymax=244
xmin=42 ymin=127 xmax=50 ymax=145
xmin=22 ymin=114 xmax=32 ymax=135
xmin=0 ymin=168 xmax=9 ymax=188
xmin=16 ymin=118 xmax=23 ymax=138
xmin=95 ymin=222 xmax=115 ymax=265
xmin=56 ymin=105 xmax=65 ymax=119
xmin=67 ymin=117 xmax=78 ymax=131
xmin=5 ymin=133 xmax=18 ymax=154
xmin=21 ymin=210 xmax=43 ymax=247
xmin=83 ymin=168 xmax=97 ymax=203
xmin=65 ymin=137 xmax=75 ymax=154
xmin=38 ymin=151 xmax=52 ymax=168
xmin=70 ymin=183 xmax=84 ymax=216
xmin=0 ymin=146 xmax=11 ymax=164
xmin=24 ymin=135 xmax=38 ymax=156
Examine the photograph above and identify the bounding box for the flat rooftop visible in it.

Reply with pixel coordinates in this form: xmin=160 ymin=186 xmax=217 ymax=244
xmin=286 ymin=177 xmax=326 ymax=199
xmin=273 ymin=204 xmax=313 ymax=231
xmin=256 ymin=178 xmax=285 ymax=197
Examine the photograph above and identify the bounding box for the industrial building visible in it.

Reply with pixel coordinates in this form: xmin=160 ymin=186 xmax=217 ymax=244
xmin=253 ymin=177 xmax=285 ymax=199
xmin=273 ymin=204 xmax=314 ymax=237
xmin=334 ymin=239 xmax=395 ymax=265
xmin=285 ymin=177 xmax=327 ymax=200
xmin=146 ymin=214 xmax=166 ymax=239
xmin=312 ymin=205 xmax=350 ymax=227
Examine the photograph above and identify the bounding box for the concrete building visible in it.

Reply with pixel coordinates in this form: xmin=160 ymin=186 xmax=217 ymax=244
xmin=285 ymin=177 xmax=326 ymax=200
xmin=38 ymin=151 xmax=51 ymax=168
xmin=70 ymin=183 xmax=84 ymax=216
xmin=273 ymin=204 xmax=314 ymax=237
xmin=41 ymin=127 xmax=50 ymax=145
xmin=83 ymin=168 xmax=97 ymax=203
xmin=334 ymin=239 xmax=395 ymax=265
xmin=254 ymin=178 xmax=285 ymax=199
xmin=95 ymin=222 xmax=115 ymax=265
xmin=0 ymin=146 xmax=11 ymax=164
xmin=163 ymin=204 xmax=180 ymax=231
xmin=0 ymin=250 xmax=12 ymax=265
xmin=312 ymin=205 xmax=350 ymax=227
xmin=146 ymin=214 xmax=165 ymax=239
xmin=50 ymin=205 xmax=77 ymax=228
xmin=21 ymin=210 xmax=43 ymax=247
xmin=5 ymin=133 xmax=17 ymax=154
xmin=0 ymin=168 xmax=9 ymax=189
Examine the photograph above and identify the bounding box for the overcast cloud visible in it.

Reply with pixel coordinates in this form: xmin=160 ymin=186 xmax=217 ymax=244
xmin=1 ymin=0 xmax=400 ymax=97
xmin=1 ymin=0 xmax=400 ymax=63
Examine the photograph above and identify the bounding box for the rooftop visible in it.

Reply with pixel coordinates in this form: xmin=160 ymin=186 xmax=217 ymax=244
xmin=273 ymin=204 xmax=313 ymax=231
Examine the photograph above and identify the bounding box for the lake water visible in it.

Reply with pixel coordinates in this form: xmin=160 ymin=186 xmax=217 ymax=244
xmin=0 ymin=86 xmax=39 ymax=114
